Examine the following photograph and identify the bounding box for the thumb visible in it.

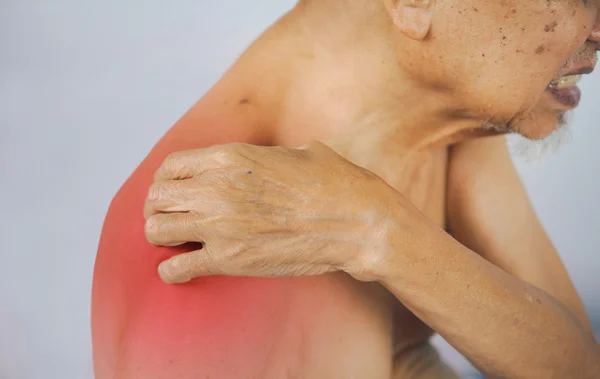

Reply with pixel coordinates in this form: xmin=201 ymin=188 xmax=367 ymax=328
xmin=158 ymin=249 xmax=220 ymax=284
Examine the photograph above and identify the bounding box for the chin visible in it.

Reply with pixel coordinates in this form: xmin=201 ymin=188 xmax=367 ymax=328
xmin=511 ymin=87 xmax=581 ymax=140
xmin=512 ymin=110 xmax=568 ymax=141
xmin=509 ymin=111 xmax=571 ymax=162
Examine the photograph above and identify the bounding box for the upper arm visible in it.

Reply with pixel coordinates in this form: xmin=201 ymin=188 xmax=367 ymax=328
xmin=446 ymin=136 xmax=591 ymax=331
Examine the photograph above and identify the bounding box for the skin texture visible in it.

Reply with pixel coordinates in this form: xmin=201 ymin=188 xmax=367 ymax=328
xmin=92 ymin=0 xmax=600 ymax=378
xmin=94 ymin=112 xmax=403 ymax=379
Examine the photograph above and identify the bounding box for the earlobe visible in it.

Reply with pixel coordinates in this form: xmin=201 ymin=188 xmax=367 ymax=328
xmin=384 ymin=0 xmax=434 ymax=40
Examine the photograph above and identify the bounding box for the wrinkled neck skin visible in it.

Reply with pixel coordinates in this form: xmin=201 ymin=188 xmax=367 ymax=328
xmin=193 ymin=3 xmax=490 ymax=158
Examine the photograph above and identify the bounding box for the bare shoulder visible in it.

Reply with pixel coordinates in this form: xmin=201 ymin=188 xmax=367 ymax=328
xmin=445 ymin=135 xmax=591 ymax=330
xmin=446 ymin=133 xmax=546 ymax=265
xmin=447 ymin=134 xmax=512 ymax=177
xmin=446 ymin=134 xmax=532 ymax=246
xmin=445 ymin=135 xmax=522 ymax=247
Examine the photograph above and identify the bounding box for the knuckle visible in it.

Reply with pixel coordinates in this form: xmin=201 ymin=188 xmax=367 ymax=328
xmin=170 ymin=256 xmax=188 ymax=272
xmin=213 ymin=143 xmax=245 ymax=164
xmin=144 ymin=217 xmax=163 ymax=244
xmin=143 ymin=200 xmax=155 ymax=219
xmin=164 ymin=151 xmax=184 ymax=167
xmin=147 ymin=182 xmax=166 ymax=201
xmin=230 ymin=241 xmax=250 ymax=255
xmin=157 ymin=153 xmax=177 ymax=176
xmin=213 ymin=149 xmax=234 ymax=164
xmin=150 ymin=181 xmax=187 ymax=203
xmin=160 ymin=151 xmax=195 ymax=180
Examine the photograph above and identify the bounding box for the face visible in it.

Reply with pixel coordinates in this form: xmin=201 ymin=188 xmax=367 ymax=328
xmin=408 ymin=0 xmax=600 ymax=140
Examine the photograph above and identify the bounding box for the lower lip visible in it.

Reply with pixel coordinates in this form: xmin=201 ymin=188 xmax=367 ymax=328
xmin=547 ymin=86 xmax=581 ymax=108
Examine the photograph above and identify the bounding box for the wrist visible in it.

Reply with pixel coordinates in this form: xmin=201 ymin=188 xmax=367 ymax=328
xmin=338 ymin=176 xmax=398 ymax=282
xmin=348 ymin=185 xmax=450 ymax=284
xmin=357 ymin=217 xmax=404 ymax=283
xmin=341 ymin=183 xmax=407 ymax=282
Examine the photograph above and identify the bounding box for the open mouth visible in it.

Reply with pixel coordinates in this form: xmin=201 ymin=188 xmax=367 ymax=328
xmin=548 ymin=74 xmax=583 ymax=89
xmin=545 ymin=71 xmax=589 ymax=108
xmin=545 ymin=49 xmax=597 ymax=109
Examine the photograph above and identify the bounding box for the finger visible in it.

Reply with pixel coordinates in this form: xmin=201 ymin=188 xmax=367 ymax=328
xmin=158 ymin=248 xmax=221 ymax=283
xmin=144 ymin=180 xmax=193 ymax=219
xmin=155 ymin=143 xmax=248 ymax=182
xmin=145 ymin=213 xmax=206 ymax=246
xmin=155 ymin=149 xmax=213 ymax=182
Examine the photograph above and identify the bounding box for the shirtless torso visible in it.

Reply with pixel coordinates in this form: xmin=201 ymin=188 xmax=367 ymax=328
xmin=91 ymin=0 xmax=600 ymax=377
xmin=92 ymin=97 xmax=455 ymax=379
xmin=91 ymin=6 xmax=512 ymax=378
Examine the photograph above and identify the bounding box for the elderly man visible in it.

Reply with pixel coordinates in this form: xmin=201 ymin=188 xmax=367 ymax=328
xmin=92 ymin=1 xmax=600 ymax=378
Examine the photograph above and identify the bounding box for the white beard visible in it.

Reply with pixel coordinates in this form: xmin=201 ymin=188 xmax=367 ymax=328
xmin=483 ymin=113 xmax=571 ymax=163
xmin=509 ymin=124 xmax=570 ymax=162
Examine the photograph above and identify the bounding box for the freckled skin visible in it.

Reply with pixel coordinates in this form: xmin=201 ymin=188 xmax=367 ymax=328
xmin=545 ymin=21 xmax=559 ymax=32
xmin=92 ymin=122 xmax=399 ymax=379
xmin=92 ymin=1 xmax=600 ymax=378
xmin=423 ymin=0 xmax=597 ymax=137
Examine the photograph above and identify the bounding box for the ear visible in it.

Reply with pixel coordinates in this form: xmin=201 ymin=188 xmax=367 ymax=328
xmin=383 ymin=0 xmax=435 ymax=40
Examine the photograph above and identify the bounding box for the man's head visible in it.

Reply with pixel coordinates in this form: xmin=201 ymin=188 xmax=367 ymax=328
xmin=382 ymin=0 xmax=600 ymax=140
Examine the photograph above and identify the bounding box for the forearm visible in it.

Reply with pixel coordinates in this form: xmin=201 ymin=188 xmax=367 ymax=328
xmin=377 ymin=224 xmax=599 ymax=378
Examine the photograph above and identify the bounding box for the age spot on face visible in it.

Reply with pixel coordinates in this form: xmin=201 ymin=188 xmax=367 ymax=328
xmin=504 ymin=8 xmax=518 ymax=19
xmin=544 ymin=21 xmax=558 ymax=32
xmin=535 ymin=45 xmax=546 ymax=54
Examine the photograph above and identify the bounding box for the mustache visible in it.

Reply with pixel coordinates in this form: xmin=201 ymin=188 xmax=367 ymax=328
xmin=565 ymin=45 xmax=598 ymax=67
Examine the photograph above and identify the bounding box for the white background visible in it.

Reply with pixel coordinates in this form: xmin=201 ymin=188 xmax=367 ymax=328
xmin=1 ymin=1 xmax=598 ymax=378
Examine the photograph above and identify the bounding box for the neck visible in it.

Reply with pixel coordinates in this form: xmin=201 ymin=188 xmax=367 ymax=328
xmin=204 ymin=2 xmax=483 ymax=152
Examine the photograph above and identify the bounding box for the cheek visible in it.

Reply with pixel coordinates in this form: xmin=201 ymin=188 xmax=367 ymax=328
xmin=532 ymin=4 xmax=597 ymax=61
xmin=484 ymin=9 xmax=589 ymax=104
xmin=427 ymin=2 xmax=591 ymax=120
